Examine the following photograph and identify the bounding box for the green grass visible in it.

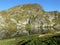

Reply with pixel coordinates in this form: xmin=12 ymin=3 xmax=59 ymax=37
xmin=16 ymin=33 xmax=60 ymax=45
xmin=0 ymin=32 xmax=60 ymax=45
xmin=0 ymin=38 xmax=16 ymax=45
xmin=0 ymin=34 xmax=39 ymax=45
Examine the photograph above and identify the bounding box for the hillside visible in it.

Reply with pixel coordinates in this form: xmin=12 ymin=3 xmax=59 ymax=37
xmin=0 ymin=4 xmax=60 ymax=39
xmin=0 ymin=31 xmax=60 ymax=45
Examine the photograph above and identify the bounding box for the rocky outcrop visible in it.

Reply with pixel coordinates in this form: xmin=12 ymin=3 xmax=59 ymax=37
xmin=0 ymin=4 xmax=60 ymax=39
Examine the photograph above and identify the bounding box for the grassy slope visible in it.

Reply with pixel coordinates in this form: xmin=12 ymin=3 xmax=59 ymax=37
xmin=0 ymin=38 xmax=16 ymax=45
xmin=0 ymin=31 xmax=60 ymax=45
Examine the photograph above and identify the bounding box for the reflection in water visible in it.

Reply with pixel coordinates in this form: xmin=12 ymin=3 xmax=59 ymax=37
xmin=30 ymin=25 xmax=60 ymax=34
xmin=41 ymin=25 xmax=60 ymax=33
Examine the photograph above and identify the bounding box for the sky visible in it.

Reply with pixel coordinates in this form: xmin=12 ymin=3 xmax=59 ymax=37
xmin=0 ymin=0 xmax=60 ymax=11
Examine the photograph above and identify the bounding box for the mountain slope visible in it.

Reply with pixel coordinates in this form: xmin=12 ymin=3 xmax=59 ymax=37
xmin=0 ymin=4 xmax=60 ymax=39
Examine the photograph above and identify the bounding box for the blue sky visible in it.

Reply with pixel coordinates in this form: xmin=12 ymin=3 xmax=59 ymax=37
xmin=0 ymin=0 xmax=60 ymax=11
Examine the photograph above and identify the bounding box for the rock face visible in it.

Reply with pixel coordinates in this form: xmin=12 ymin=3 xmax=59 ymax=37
xmin=54 ymin=24 xmax=60 ymax=30
xmin=0 ymin=4 xmax=60 ymax=39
